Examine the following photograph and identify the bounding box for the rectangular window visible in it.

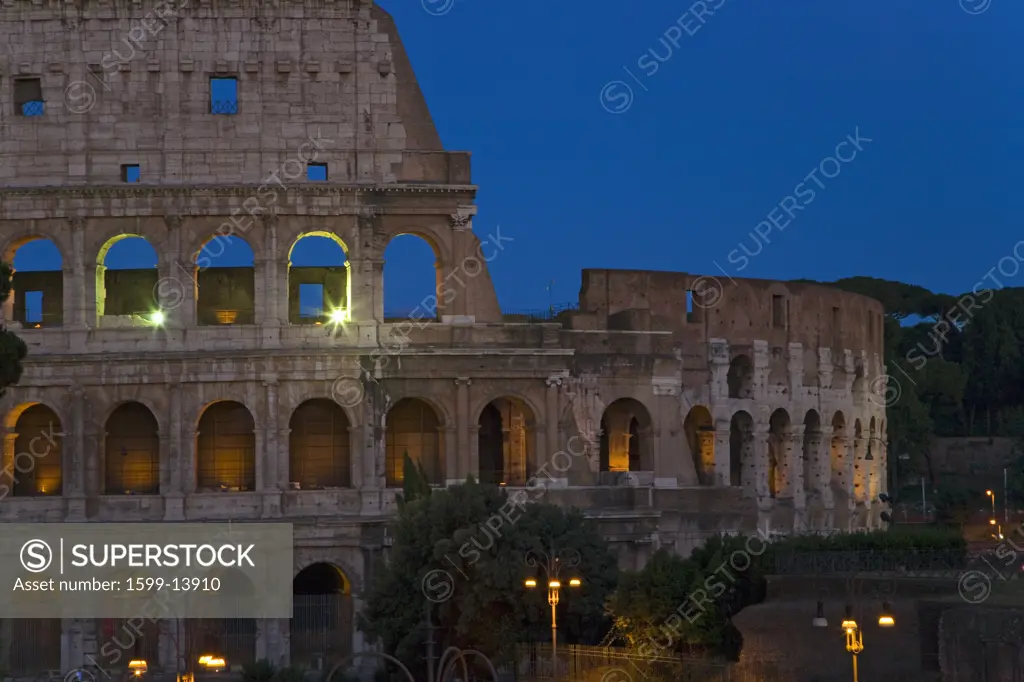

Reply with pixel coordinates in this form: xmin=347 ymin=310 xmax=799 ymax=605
xmin=299 ymin=283 xmax=324 ymax=319
xmin=14 ymin=78 xmax=44 ymax=117
xmin=210 ymin=77 xmax=238 ymax=115
xmin=121 ymin=164 xmax=141 ymax=183
xmin=772 ymin=295 xmax=786 ymax=328
xmin=24 ymin=291 xmax=43 ymax=323
xmin=832 ymin=306 xmax=841 ymax=332
xmin=307 ymin=163 xmax=328 ymax=181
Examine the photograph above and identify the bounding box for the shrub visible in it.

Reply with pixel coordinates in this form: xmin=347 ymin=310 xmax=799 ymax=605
xmin=274 ymin=666 xmax=308 ymax=682
xmin=242 ymin=659 xmax=277 ymax=682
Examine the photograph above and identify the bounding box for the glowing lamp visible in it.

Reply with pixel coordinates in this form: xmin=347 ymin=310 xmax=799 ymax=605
xmin=548 ymin=580 xmax=561 ymax=589
xmin=150 ymin=311 xmax=165 ymax=325
xmin=840 ymin=605 xmax=857 ymax=632
xmin=329 ymin=309 xmax=347 ymax=324
xmin=569 ymin=578 xmax=581 ymax=587
xmin=128 ymin=660 xmax=148 ymax=676
xmin=524 ymin=578 xmax=537 ymax=588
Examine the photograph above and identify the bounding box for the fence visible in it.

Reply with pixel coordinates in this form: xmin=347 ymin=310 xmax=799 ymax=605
xmin=763 ymin=549 xmax=972 ymax=577
xmin=290 ymin=594 xmax=353 ymax=671
xmin=0 ymin=618 xmax=62 ymax=678
xmin=506 ymin=644 xmax=768 ymax=682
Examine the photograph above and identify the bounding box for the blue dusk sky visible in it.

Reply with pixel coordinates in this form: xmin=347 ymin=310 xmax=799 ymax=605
xmin=13 ymin=0 xmax=1023 ymax=316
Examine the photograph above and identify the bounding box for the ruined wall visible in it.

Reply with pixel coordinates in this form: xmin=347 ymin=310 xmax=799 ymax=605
xmin=0 ymin=0 xmax=455 ymax=186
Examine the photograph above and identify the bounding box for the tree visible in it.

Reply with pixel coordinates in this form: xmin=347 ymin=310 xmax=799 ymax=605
xmin=359 ymin=480 xmax=618 ymax=677
xmin=396 ymin=451 xmax=431 ymax=509
xmin=0 ymin=261 xmax=27 ymax=399
xmin=609 ymin=536 xmax=766 ymax=662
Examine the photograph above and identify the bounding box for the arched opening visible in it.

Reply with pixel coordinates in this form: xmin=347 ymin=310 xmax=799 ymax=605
xmin=184 ymin=568 xmax=257 ymax=668
xmin=683 ymin=406 xmax=714 ymax=486
xmin=6 ymin=237 xmax=63 ymax=328
xmin=195 ymin=401 xmax=255 ymax=492
xmin=0 ymin=618 xmax=62 ymax=676
xmin=288 ymin=399 xmax=352 ymax=489
xmin=5 ymin=403 xmax=63 ymax=497
xmin=852 ymin=365 xmax=866 ymax=403
xmin=868 ymin=416 xmax=877 ymax=460
xmin=727 ymin=355 xmax=754 ymax=399
xmin=729 ymin=411 xmax=754 ymax=492
xmin=194 ymin=235 xmax=255 ymax=326
xmin=92 ymin=615 xmax=160 ymax=675
xmin=288 ymin=233 xmax=350 ymax=325
xmin=96 ymin=235 xmax=159 ymax=324
xmin=104 ymin=402 xmax=160 ymax=495
xmin=476 ymin=397 xmax=534 ymax=486
xmin=830 ymin=411 xmax=848 ymax=491
xmin=768 ymin=409 xmax=791 ymax=499
xmin=382 ymin=234 xmax=441 ymax=322
xmin=291 ymin=563 xmax=353 ymax=669
xmin=385 ymin=398 xmax=444 ymax=487
xmin=597 ymin=399 xmax=654 ymax=474
xmin=802 ymin=410 xmax=822 ymax=494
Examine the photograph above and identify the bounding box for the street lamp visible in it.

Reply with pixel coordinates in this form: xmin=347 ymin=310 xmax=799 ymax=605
xmin=813 ymin=602 xmax=894 ymax=682
xmin=524 ymin=545 xmax=582 ymax=677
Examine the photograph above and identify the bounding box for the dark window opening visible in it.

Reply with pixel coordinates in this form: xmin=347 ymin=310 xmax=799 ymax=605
xmin=686 ymin=290 xmax=694 ymax=322
xmin=24 ymin=291 xmax=43 ymax=323
xmin=14 ymin=78 xmax=44 ymax=117
xmin=211 ymin=77 xmax=238 ymax=115
xmin=868 ymin=311 xmax=874 ymax=340
xmin=121 ymin=164 xmax=140 ymax=183
xmin=772 ymin=295 xmax=786 ymax=329
xmin=299 ymin=283 xmax=324 ymax=319
xmin=307 ymin=163 xmax=328 ymax=181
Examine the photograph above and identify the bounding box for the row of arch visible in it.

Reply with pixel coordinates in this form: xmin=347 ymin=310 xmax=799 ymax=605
xmin=3 ymin=230 xmax=442 ymax=327
xmin=725 ymin=353 xmax=871 ymax=400
xmin=3 ymin=396 xmax=657 ymax=495
xmin=3 ymin=561 xmax=354 ymax=676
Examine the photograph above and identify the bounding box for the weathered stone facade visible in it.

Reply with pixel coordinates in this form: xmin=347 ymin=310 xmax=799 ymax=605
xmin=0 ymin=0 xmax=887 ymax=673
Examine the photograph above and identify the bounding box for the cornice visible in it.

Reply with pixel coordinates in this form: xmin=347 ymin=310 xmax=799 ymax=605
xmin=0 ymin=183 xmax=478 ymax=199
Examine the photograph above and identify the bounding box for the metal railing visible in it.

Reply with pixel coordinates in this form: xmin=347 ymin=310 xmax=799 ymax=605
xmin=18 ymin=100 xmax=44 ymax=117
xmin=763 ymin=549 xmax=970 ymax=576
xmin=507 ymin=644 xmax=745 ymax=682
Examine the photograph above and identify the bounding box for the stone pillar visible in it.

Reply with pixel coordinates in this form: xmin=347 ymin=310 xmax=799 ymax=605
xmin=65 ymin=386 xmax=87 ymax=521
xmin=445 ymin=213 xmax=473 ymax=321
xmin=440 ymin=424 xmax=456 ymax=485
xmin=753 ymin=427 xmax=772 ymax=531
xmin=453 ymin=378 xmax=471 ymax=484
xmin=262 ymin=379 xmax=283 ymax=518
xmin=256 ymin=619 xmax=287 ymax=667
xmin=159 ymin=216 xmax=194 ymax=334
xmin=165 ymin=381 xmax=185 ymax=519
xmin=786 ymin=425 xmax=805 ymax=500
xmin=852 ymin=437 xmax=866 ymax=503
xmin=545 ymin=376 xmax=562 ymax=469
xmin=67 ymin=217 xmax=88 ymax=329
xmin=713 ymin=421 xmax=731 ymax=486
xmin=468 ymin=423 xmax=481 ymax=482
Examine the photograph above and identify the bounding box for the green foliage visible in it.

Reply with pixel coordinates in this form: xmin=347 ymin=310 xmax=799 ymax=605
xmin=0 ymin=261 xmax=26 ymax=399
xmin=359 ymin=480 xmax=618 ymax=676
xmin=273 ymin=667 xmax=308 ymax=682
xmin=609 ymin=536 xmax=767 ymax=661
xmin=396 ymin=451 xmax=431 ymax=509
xmin=932 ymin=487 xmax=979 ymax=528
xmin=241 ymin=659 xmax=277 ymax=682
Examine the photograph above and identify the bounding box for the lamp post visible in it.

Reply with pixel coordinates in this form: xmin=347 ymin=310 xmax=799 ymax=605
xmin=524 ymin=545 xmax=582 ymax=679
xmin=813 ymin=600 xmax=894 ymax=682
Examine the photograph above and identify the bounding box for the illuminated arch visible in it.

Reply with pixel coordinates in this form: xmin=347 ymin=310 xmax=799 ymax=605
xmin=195 ymin=401 xmax=256 ymax=492
xmin=95 ymin=234 xmax=159 ymax=318
xmin=288 ymin=232 xmax=351 ymax=324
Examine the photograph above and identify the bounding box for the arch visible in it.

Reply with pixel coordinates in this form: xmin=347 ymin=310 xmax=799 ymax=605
xmin=729 ymin=410 xmax=754 ymax=493
xmin=767 ymin=409 xmax=791 ymax=499
xmin=868 ymin=416 xmax=877 ymax=459
xmin=292 ymin=562 xmax=354 ymax=669
xmin=193 ymin=235 xmax=256 ymax=326
xmin=382 ymin=232 xmax=443 ymax=322
xmin=288 ymin=232 xmax=351 ymax=325
xmin=727 ymin=355 xmax=754 ymax=399
xmin=6 ymin=236 xmax=64 ymax=328
xmin=598 ymin=398 xmax=654 ymax=473
xmin=95 ymin=234 xmax=160 ymax=318
xmin=802 ymin=409 xmax=823 ymax=495
xmin=288 ymin=399 xmax=352 ymax=489
xmin=683 ymin=405 xmax=714 ymax=486
xmin=385 ymin=398 xmax=444 ymax=487
xmin=195 ymin=401 xmax=256 ymax=492
xmin=476 ymin=396 xmax=536 ymax=486
xmin=104 ymin=401 xmax=160 ymax=495
xmin=7 ymin=403 xmax=64 ymax=497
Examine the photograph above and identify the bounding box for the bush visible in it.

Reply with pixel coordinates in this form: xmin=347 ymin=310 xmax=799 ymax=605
xmin=274 ymin=667 xmax=308 ymax=682
xmin=242 ymin=660 xmax=278 ymax=682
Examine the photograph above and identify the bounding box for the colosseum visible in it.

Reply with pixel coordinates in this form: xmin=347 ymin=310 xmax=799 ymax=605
xmin=0 ymin=0 xmax=888 ymax=675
